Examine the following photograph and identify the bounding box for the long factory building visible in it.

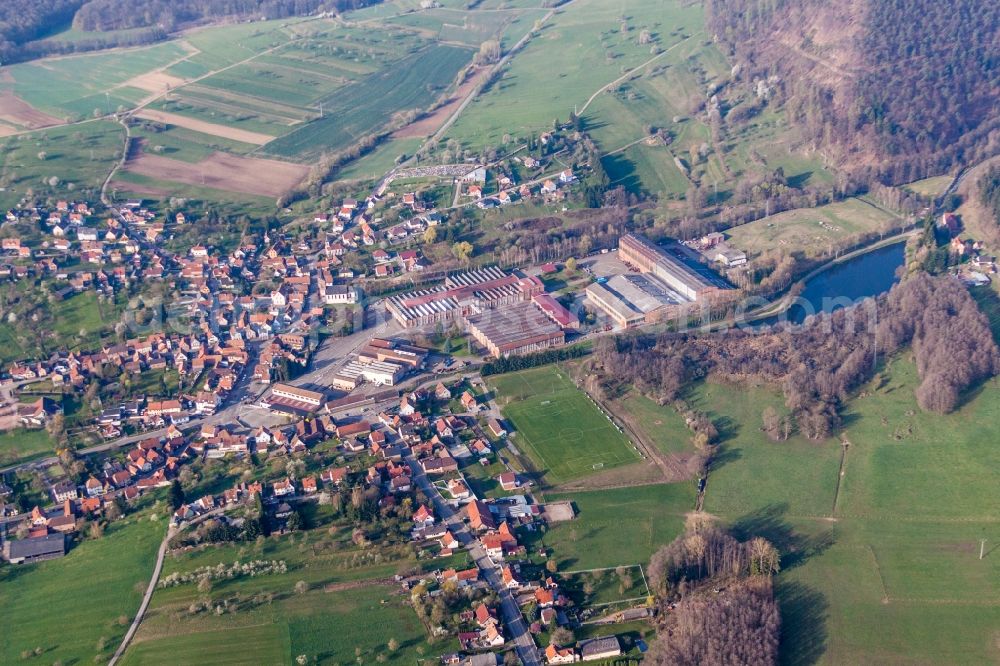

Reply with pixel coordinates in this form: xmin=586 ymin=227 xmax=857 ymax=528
xmin=587 ymin=234 xmax=731 ymax=329
xmin=618 ymin=233 xmax=730 ymax=301
xmin=385 ymin=267 xmax=544 ymax=328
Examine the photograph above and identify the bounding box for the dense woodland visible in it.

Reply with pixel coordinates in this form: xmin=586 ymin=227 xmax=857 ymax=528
xmin=707 ymin=0 xmax=1000 ymax=185
xmin=0 ymin=0 xmax=380 ymax=63
xmin=979 ymin=166 xmax=1000 ymax=230
xmin=646 ymin=518 xmax=781 ymax=665
xmin=595 ymin=274 xmax=1000 ymax=439
xmin=73 ymin=0 xmax=377 ymax=32
xmin=0 ymin=0 xmax=85 ymax=61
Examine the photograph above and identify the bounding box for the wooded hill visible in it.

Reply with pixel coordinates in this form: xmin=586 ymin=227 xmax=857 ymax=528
xmin=707 ymin=0 xmax=1000 ymax=185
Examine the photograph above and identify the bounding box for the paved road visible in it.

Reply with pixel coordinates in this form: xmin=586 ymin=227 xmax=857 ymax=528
xmin=108 ymin=506 xmax=230 ymax=665
xmin=405 ymin=450 xmax=542 ymax=666
xmin=108 ymin=523 xmax=175 ymax=666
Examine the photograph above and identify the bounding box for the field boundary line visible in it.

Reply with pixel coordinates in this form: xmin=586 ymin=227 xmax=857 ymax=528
xmin=865 ymin=544 xmax=890 ymax=604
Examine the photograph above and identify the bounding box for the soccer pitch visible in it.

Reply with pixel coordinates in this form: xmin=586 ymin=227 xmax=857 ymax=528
xmin=489 ymin=365 xmax=641 ymax=485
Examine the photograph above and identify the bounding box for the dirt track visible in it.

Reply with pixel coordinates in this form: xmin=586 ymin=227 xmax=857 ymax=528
xmin=135 ymin=109 xmax=275 ymax=145
xmin=124 ymin=150 xmax=308 ymax=197
xmin=393 ymin=68 xmax=489 ymax=139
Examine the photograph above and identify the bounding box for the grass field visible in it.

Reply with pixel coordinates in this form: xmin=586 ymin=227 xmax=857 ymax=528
xmin=2 ymin=41 xmax=191 ymax=121
xmin=0 ymin=428 xmax=55 ymax=467
xmin=611 ymin=391 xmax=692 ymax=456
xmin=0 ymin=515 xmax=163 ymax=665
xmin=540 ymin=483 xmax=696 ymax=570
xmin=125 ymin=530 xmax=463 ymax=665
xmin=725 ymin=197 xmax=902 ymax=260
xmin=687 ymin=358 xmax=1000 ymax=664
xmin=445 ymin=0 xmax=706 ymax=150
xmin=488 ymin=365 xmax=641 ymax=485
xmin=559 ymin=565 xmax=651 ymax=607
xmin=902 ymin=174 xmax=953 ymax=199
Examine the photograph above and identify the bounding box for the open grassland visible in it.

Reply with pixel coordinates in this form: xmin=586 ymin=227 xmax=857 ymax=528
xmin=337 ymin=137 xmax=424 ymax=181
xmin=124 ymin=531 xmax=464 ymax=665
xmin=488 ymin=365 xmax=641 ymax=485
xmin=902 ymin=174 xmax=953 ymax=199
xmin=445 ymin=0 xmax=705 ymax=151
xmin=691 ymin=358 xmax=1000 ymax=664
xmin=611 ymin=391 xmax=693 ymax=456
xmin=540 ymin=483 xmax=696 ymax=570
xmin=0 ymin=428 xmax=55 ymax=467
xmin=130 ymin=124 xmax=260 ymax=161
xmin=0 ymin=515 xmax=163 ymax=665
xmin=263 ymin=44 xmax=472 ymax=160
xmin=0 ymin=120 xmax=124 ymax=211
xmin=725 ymin=197 xmax=902 ymax=260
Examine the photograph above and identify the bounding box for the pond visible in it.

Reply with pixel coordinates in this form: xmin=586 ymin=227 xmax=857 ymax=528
xmin=762 ymin=241 xmax=906 ymax=326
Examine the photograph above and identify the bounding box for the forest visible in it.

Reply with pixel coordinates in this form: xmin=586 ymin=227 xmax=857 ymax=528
xmin=706 ymin=0 xmax=1000 ymax=186
xmin=645 ymin=516 xmax=781 ymax=665
xmin=0 ymin=1 xmax=85 ymax=61
xmin=594 ymin=273 xmax=1000 ymax=440
xmin=979 ymin=166 xmax=1000 ymax=229
xmin=72 ymin=0 xmax=378 ymax=31
xmin=0 ymin=0 xmax=382 ymax=63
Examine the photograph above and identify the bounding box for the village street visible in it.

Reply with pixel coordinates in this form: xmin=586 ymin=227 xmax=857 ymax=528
xmin=404 ymin=449 xmax=542 ymax=666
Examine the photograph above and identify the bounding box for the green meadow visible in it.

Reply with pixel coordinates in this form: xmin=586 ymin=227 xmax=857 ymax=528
xmin=123 ymin=531 xmax=466 ymax=665
xmin=445 ymin=0 xmax=706 ymax=150
xmin=540 ymin=483 xmax=697 ymax=570
xmin=0 ymin=515 xmax=164 ymax=665
xmin=684 ymin=358 xmax=1000 ymax=664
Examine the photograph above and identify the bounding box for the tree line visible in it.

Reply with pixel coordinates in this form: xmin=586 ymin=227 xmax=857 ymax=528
xmin=978 ymin=166 xmax=1000 ymax=235
xmin=480 ymin=344 xmax=587 ymax=376
xmin=594 ymin=274 xmax=1000 ymax=440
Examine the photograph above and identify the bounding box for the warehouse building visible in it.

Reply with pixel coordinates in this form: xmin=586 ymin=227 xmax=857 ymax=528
xmin=264 ymin=383 xmax=325 ymax=414
xmin=585 ymin=282 xmax=645 ymax=329
xmin=532 ymin=293 xmax=579 ymax=329
xmin=338 ymin=359 xmax=404 ymax=386
xmin=618 ymin=233 xmax=729 ymax=301
xmin=465 ymin=301 xmax=565 ymax=358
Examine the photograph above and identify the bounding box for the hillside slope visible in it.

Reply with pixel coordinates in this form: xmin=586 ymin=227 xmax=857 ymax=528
xmin=707 ymin=0 xmax=1000 ymax=184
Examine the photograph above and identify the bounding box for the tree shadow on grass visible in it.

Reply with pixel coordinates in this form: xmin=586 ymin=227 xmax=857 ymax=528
xmin=730 ymin=503 xmax=836 ymax=572
xmin=777 ymin=580 xmax=829 ymax=666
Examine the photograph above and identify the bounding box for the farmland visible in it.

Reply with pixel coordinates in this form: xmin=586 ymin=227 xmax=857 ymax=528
xmin=0 ymin=14 xmax=477 ymax=206
xmin=0 ymin=515 xmax=163 ymax=665
xmin=686 ymin=358 xmax=1000 ymax=664
xmin=123 ymin=531 xmax=465 ymax=665
xmin=122 ymin=148 xmax=309 ymax=198
xmin=0 ymin=120 xmax=124 ymax=211
xmin=262 ymin=44 xmax=473 ymax=161
xmin=488 ymin=365 xmax=641 ymax=486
